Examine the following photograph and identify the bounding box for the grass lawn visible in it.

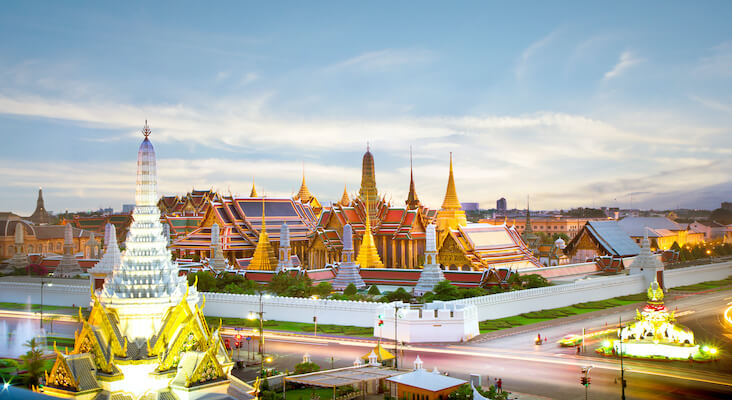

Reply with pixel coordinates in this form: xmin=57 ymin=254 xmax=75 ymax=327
xmin=478 ymin=292 xmax=648 ymax=333
xmin=670 ymin=276 xmax=732 ymax=292
xmin=283 ymin=387 xmax=334 ymax=400
xmin=0 ymin=302 xmax=78 ymax=312
xmin=205 ymin=316 xmax=374 ymax=337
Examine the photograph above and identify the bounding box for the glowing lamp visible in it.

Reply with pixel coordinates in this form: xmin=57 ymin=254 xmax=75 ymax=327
xmin=265 ymin=357 xmax=272 ymax=363
xmin=247 ymin=313 xmax=256 ymax=320
xmin=311 ymin=295 xmax=319 ymax=300
xmin=603 ymin=340 xmax=611 ymax=348
xmin=702 ymin=346 xmax=710 ymax=352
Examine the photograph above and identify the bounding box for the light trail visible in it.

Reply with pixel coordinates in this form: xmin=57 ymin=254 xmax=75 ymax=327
xmin=724 ymin=305 xmax=732 ymax=326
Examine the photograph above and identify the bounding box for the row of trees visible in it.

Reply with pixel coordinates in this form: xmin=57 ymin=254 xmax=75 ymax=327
xmin=672 ymin=241 xmax=732 ymax=262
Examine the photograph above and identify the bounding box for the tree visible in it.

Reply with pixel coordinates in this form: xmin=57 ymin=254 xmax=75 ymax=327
xmin=313 ymin=282 xmax=333 ymax=298
xmin=431 ymin=280 xmax=461 ymax=301
xmin=551 ymin=233 xmax=570 ymax=242
xmin=187 ymin=271 xmax=217 ymax=292
xmin=710 ymin=208 xmax=732 ymax=225
xmin=20 ymin=338 xmax=45 ymax=387
xmin=368 ymin=285 xmax=381 ymax=295
xmin=521 ymin=274 xmax=549 ymax=289
xmin=294 ymin=361 xmax=320 ymax=374
xmin=382 ymin=287 xmax=412 ymax=303
xmin=343 ymin=283 xmax=358 ymax=296
xmin=447 ymin=384 xmax=473 ymax=400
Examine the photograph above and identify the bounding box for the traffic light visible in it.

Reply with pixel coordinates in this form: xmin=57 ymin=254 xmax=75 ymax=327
xmin=580 ymin=377 xmax=588 ymax=386
xmin=236 ymin=334 xmax=242 ymax=342
xmin=235 ymin=341 xmax=241 ymax=348
xmin=225 ymin=338 xmax=230 ymax=349
xmin=377 ymin=314 xmax=384 ymax=327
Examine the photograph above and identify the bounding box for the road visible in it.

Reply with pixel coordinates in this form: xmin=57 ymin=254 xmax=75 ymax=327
xmin=2 ymin=287 xmax=731 ymax=399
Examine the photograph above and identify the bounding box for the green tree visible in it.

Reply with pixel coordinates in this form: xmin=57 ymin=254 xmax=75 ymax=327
xmin=521 ymin=274 xmax=549 ymax=289
xmin=382 ymin=287 xmax=412 ymax=303
xmin=294 ymin=361 xmax=320 ymax=374
xmin=313 ymin=282 xmax=333 ymax=298
xmin=187 ymin=271 xmax=217 ymax=292
xmin=20 ymin=338 xmax=45 ymax=387
xmin=343 ymin=283 xmax=358 ymax=296
xmin=368 ymin=285 xmax=381 ymax=295
xmin=431 ymin=280 xmax=461 ymax=301
xmin=447 ymin=384 xmax=473 ymax=400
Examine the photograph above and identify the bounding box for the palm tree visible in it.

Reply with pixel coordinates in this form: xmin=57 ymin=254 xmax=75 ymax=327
xmin=20 ymin=338 xmax=45 ymax=387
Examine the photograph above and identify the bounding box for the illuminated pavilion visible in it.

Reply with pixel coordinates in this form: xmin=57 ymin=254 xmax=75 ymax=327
xmin=41 ymin=122 xmax=238 ymax=400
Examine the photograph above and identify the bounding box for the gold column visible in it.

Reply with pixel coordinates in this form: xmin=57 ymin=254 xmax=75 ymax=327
xmin=400 ymin=240 xmax=405 ymax=268
xmin=408 ymin=240 xmax=413 ymax=268
xmin=391 ymin=240 xmax=396 ymax=268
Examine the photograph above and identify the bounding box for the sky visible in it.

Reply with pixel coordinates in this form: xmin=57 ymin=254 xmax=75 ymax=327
xmin=1 ymin=1 xmax=731 ymax=215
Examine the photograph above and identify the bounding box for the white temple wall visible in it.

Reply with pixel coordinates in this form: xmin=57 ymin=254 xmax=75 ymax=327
xmin=202 ymin=292 xmax=381 ymax=327
xmin=663 ymin=261 xmax=731 ymax=289
xmin=0 ymin=281 xmax=90 ymax=308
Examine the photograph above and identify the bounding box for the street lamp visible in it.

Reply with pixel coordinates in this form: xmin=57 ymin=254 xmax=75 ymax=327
xmin=40 ymin=280 xmax=52 ymax=331
xmin=253 ymin=291 xmax=270 ymax=378
xmin=394 ymin=304 xmax=402 ymax=369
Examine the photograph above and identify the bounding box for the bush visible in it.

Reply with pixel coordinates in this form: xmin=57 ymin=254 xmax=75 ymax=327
xmin=368 ymin=285 xmax=381 ymax=295
xmin=381 ymin=287 xmax=412 ymax=303
xmin=343 ymin=283 xmax=358 ymax=296
xmin=294 ymin=361 xmax=320 ymax=375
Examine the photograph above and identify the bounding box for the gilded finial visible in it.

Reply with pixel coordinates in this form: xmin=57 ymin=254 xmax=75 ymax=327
xmin=142 ymin=120 xmax=151 ymax=137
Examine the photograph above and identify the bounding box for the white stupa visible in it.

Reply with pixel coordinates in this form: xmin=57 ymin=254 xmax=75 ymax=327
xmin=101 ymin=121 xmax=198 ymax=340
xmin=414 ymin=223 xmax=445 ymax=296
xmin=276 ymin=222 xmax=293 ymax=272
xmin=88 ymin=223 xmax=121 ymax=297
xmin=332 ymin=224 xmax=366 ymax=290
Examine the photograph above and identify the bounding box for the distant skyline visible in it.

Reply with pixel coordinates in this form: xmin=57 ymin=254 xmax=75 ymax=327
xmin=1 ymin=1 xmax=731 ymax=215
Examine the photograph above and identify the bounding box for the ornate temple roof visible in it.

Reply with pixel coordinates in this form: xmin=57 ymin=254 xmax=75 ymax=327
xmin=29 ymin=188 xmax=51 ymax=225
xmin=441 ymin=223 xmax=543 ymax=270
xmin=339 ymin=185 xmax=350 ymax=206
xmin=247 ymin=202 xmax=278 ymax=271
xmin=172 ymin=196 xmax=317 ymax=252
xmin=405 ymin=149 xmax=420 ymax=210
xmin=250 ymin=180 xmax=258 ymax=197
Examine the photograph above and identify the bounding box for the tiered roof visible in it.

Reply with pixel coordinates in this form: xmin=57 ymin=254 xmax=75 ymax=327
xmin=442 ymin=223 xmax=543 ymax=270
xmin=173 ymin=196 xmax=317 ymax=252
xmin=157 ymin=189 xmax=217 ymax=216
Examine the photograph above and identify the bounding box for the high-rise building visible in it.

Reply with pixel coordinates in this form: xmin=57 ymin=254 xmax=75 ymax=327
xmin=496 ymin=197 xmax=507 ymax=212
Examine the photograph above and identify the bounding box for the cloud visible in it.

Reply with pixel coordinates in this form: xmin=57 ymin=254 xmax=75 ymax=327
xmin=603 ymin=51 xmax=643 ymax=80
xmin=689 ymin=95 xmax=732 ymax=113
xmin=0 ymin=91 xmax=727 ymax=212
xmin=515 ymin=29 xmax=561 ymax=80
xmin=326 ymin=48 xmax=435 ymax=72
xmin=695 ymin=41 xmax=732 ymax=78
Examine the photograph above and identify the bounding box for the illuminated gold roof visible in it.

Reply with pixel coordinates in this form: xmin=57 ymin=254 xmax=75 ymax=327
xmin=250 ymin=180 xmax=258 ymax=197
xmin=248 ymin=201 xmax=278 ymax=271
xmin=441 ymin=152 xmax=461 ymax=210
xmin=295 ymin=171 xmax=313 ymax=203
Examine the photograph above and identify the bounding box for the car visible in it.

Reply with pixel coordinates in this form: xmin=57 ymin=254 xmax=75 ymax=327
xmin=558 ymin=334 xmax=583 ymax=347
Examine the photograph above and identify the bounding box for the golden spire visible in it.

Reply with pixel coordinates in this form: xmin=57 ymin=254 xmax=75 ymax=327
xmin=248 ymin=198 xmax=277 ymax=271
xmin=406 ymin=146 xmax=420 ymax=210
xmin=356 ymin=198 xmax=384 ymax=268
xmin=441 ymin=152 xmax=461 ymax=210
xmin=359 ymin=144 xmax=378 ymax=224
xmin=435 ymin=152 xmax=467 ymax=236
xmin=250 ymin=179 xmax=258 ymax=197
xmin=339 ymin=184 xmax=350 ymax=206
xmin=295 ymin=163 xmax=313 ymax=202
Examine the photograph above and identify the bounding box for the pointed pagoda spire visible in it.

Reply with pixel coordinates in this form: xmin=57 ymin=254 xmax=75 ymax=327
xmin=441 ymin=152 xmax=461 ymax=210
xmin=356 ymin=198 xmax=385 ymax=268
xmin=339 ymin=184 xmax=350 ymax=206
xmin=522 ymin=196 xmax=539 ymax=250
xmin=30 ymin=187 xmax=50 ymax=224
xmin=406 ymin=146 xmax=420 ymax=210
xmin=250 ymin=179 xmax=258 ymax=197
xmin=295 ymin=162 xmax=313 ymax=202
xmin=359 ymin=144 xmax=378 ymax=224
xmin=248 ymin=198 xmax=278 ymax=271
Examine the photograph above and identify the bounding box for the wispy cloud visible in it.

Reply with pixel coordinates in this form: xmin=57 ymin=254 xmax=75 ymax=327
xmin=695 ymin=41 xmax=732 ymax=78
xmin=515 ymin=29 xmax=561 ymax=80
xmin=689 ymin=95 xmax=732 ymax=113
xmin=326 ymin=48 xmax=435 ymax=72
xmin=603 ymin=51 xmax=643 ymax=80
xmin=0 ymin=90 xmax=726 ymax=211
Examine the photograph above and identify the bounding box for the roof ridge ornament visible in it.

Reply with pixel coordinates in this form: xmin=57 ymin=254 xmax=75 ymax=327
xmin=142 ymin=120 xmax=151 ymax=138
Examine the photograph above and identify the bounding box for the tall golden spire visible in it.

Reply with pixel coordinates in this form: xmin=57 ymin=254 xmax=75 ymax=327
xmin=356 ymin=198 xmax=384 ymax=268
xmin=250 ymin=179 xmax=258 ymax=197
xmin=405 ymin=146 xmax=420 ymax=210
xmin=248 ymin=198 xmax=277 ymax=271
xmin=358 ymin=144 xmax=378 ymax=224
xmin=441 ymin=152 xmax=461 ymax=210
xmin=339 ymin=184 xmax=350 ymax=206
xmin=435 ymin=152 xmax=467 ymax=236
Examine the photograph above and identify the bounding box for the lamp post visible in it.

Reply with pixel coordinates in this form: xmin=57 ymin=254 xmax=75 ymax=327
xmin=250 ymin=290 xmax=269 ymax=378
xmin=311 ymin=295 xmax=319 ymax=337
xmin=40 ymin=280 xmax=52 ymax=331
xmin=394 ymin=304 xmax=401 ymax=369
xmin=619 ymin=316 xmax=626 ymax=400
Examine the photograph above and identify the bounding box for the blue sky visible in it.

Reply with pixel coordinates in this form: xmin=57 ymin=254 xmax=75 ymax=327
xmin=1 ymin=1 xmax=731 ymax=214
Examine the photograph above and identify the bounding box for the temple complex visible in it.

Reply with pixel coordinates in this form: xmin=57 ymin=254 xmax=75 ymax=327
xmin=41 ymin=121 xmax=242 ymax=400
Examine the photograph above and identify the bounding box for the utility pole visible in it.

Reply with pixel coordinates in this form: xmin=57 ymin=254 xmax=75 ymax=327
xmin=394 ymin=304 xmax=400 ymax=369
xmin=619 ymin=316 xmax=626 ymax=400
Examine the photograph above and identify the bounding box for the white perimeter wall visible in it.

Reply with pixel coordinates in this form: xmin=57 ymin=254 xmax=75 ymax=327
xmin=664 ymin=262 xmax=731 ymax=289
